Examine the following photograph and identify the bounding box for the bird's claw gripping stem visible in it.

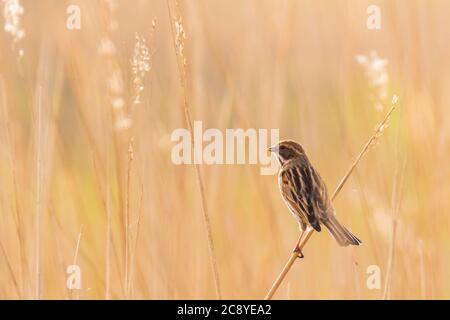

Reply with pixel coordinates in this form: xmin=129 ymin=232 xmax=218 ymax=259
xmin=293 ymin=247 xmax=304 ymax=259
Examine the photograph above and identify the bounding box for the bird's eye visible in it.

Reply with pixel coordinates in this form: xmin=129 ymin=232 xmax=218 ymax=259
xmin=280 ymin=145 xmax=286 ymax=150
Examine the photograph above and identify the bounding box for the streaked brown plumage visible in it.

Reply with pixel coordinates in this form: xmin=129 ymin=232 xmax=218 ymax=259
xmin=269 ymin=140 xmax=361 ymax=257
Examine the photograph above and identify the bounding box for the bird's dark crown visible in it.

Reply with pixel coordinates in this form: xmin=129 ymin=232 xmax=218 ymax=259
xmin=270 ymin=140 xmax=306 ymax=164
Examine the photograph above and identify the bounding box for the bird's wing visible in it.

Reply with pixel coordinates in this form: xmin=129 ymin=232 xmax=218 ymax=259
xmin=307 ymin=163 xmax=333 ymax=220
xmin=280 ymin=162 xmax=320 ymax=231
xmin=280 ymin=160 xmax=326 ymax=231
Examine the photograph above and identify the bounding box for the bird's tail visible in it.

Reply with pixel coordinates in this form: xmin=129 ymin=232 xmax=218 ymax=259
xmin=322 ymin=215 xmax=362 ymax=247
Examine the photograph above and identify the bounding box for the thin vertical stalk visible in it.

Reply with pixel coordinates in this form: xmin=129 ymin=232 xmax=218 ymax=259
xmin=0 ymin=240 xmax=20 ymax=298
xmin=383 ymin=155 xmax=406 ymax=299
xmin=35 ymin=86 xmax=43 ymax=300
xmin=383 ymin=219 xmax=397 ymax=299
xmin=130 ymin=183 xmax=144 ymax=299
xmin=105 ymin=179 xmax=112 ymax=300
xmin=0 ymin=76 xmax=25 ymax=298
xmin=70 ymin=226 xmax=83 ymax=300
xmin=418 ymin=240 xmax=426 ymax=299
xmin=125 ymin=139 xmax=134 ymax=298
xmin=166 ymin=0 xmax=222 ymax=298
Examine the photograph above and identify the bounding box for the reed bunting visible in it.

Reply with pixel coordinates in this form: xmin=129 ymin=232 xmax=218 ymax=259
xmin=269 ymin=140 xmax=361 ymax=258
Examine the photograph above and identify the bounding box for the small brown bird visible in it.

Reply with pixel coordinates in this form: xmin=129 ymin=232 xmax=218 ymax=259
xmin=269 ymin=140 xmax=361 ymax=258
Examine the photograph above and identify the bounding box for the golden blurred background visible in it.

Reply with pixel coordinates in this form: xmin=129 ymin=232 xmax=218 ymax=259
xmin=0 ymin=0 xmax=449 ymax=299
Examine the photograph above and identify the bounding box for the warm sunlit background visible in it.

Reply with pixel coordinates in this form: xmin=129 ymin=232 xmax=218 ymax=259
xmin=0 ymin=0 xmax=449 ymax=299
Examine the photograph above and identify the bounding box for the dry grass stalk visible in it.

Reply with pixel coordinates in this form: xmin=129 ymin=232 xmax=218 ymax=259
xmin=382 ymin=219 xmax=397 ymax=299
xmin=0 ymin=76 xmax=25 ymax=298
xmin=100 ymin=0 xmax=132 ymax=298
xmin=129 ymin=183 xmax=144 ymax=299
xmin=353 ymin=174 xmax=381 ymax=265
xmin=265 ymin=99 xmax=398 ymax=300
xmin=0 ymin=240 xmax=20 ymax=297
xmin=124 ymin=139 xmax=134 ymax=298
xmin=166 ymin=0 xmax=222 ymax=298
xmin=105 ymin=178 xmax=113 ymax=299
xmin=418 ymin=240 xmax=426 ymax=299
xmin=35 ymin=86 xmax=43 ymax=300
xmin=70 ymin=225 xmax=83 ymax=300
xmin=89 ymin=149 xmax=113 ymax=299
xmin=383 ymin=154 xmax=407 ymax=299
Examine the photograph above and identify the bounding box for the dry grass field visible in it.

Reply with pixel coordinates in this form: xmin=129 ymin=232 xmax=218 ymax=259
xmin=0 ymin=0 xmax=449 ymax=299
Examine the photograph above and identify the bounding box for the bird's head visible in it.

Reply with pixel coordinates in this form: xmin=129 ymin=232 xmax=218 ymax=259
xmin=268 ymin=140 xmax=305 ymax=165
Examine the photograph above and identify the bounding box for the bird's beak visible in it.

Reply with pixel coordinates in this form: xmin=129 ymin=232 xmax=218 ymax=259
xmin=268 ymin=145 xmax=278 ymax=153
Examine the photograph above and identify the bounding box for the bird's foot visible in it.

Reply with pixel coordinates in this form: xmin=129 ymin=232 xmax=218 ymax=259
xmin=293 ymin=247 xmax=304 ymax=259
